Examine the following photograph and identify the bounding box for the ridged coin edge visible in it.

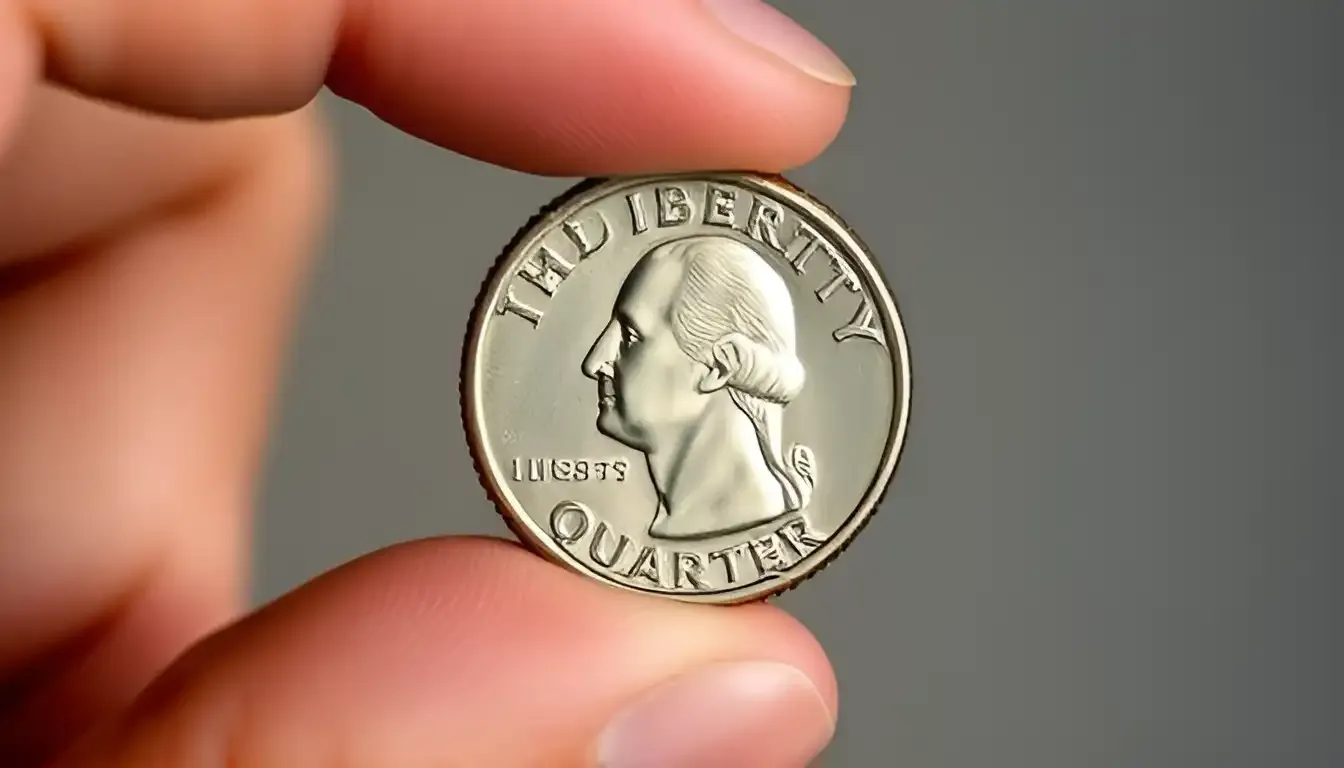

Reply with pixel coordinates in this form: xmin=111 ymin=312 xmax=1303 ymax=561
xmin=457 ymin=173 xmax=913 ymax=605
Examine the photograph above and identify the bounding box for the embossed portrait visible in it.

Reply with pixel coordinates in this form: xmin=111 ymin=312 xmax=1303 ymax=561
xmin=581 ymin=234 xmax=817 ymax=541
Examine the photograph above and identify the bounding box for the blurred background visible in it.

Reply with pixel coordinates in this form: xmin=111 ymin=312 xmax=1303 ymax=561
xmin=255 ymin=1 xmax=1341 ymax=765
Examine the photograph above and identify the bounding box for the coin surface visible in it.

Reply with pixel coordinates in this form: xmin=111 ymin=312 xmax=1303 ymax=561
xmin=462 ymin=173 xmax=910 ymax=604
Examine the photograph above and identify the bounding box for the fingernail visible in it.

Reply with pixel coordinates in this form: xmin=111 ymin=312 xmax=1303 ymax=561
xmin=598 ymin=661 xmax=835 ymax=768
xmin=700 ymin=0 xmax=856 ymax=87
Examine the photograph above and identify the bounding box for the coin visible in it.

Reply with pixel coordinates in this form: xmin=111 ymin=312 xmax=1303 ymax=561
xmin=461 ymin=173 xmax=911 ymax=604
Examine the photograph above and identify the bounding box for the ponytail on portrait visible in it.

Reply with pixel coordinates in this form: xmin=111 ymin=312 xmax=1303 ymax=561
xmin=665 ymin=236 xmax=819 ymax=513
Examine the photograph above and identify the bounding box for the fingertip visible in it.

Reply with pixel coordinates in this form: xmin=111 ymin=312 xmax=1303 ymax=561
xmin=20 ymin=0 xmax=853 ymax=174
xmin=73 ymin=535 xmax=839 ymax=766
xmin=699 ymin=0 xmax=857 ymax=88
xmin=328 ymin=0 xmax=854 ymax=175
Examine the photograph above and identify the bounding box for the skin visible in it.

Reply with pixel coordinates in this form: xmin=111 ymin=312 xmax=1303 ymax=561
xmin=0 ymin=0 xmax=850 ymax=765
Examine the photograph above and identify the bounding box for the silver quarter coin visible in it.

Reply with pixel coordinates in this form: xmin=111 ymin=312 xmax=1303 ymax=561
xmin=462 ymin=173 xmax=911 ymax=604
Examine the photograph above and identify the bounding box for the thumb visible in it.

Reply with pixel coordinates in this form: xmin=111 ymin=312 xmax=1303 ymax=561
xmin=55 ymin=537 xmax=837 ymax=768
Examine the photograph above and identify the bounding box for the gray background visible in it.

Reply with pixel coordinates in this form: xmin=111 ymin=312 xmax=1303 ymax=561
xmin=255 ymin=1 xmax=1342 ymax=765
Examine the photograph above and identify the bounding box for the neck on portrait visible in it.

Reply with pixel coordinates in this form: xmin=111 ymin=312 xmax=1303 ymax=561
xmin=645 ymin=392 xmax=786 ymax=541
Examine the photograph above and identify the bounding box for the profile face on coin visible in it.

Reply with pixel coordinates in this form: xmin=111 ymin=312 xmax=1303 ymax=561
xmin=580 ymin=234 xmax=815 ymax=542
xmin=462 ymin=174 xmax=910 ymax=604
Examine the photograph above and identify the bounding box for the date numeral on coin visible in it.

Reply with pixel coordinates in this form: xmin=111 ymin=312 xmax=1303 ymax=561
xmin=512 ymin=457 xmax=629 ymax=483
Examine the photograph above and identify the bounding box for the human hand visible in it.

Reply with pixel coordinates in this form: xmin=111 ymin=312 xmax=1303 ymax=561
xmin=0 ymin=0 xmax=854 ymax=765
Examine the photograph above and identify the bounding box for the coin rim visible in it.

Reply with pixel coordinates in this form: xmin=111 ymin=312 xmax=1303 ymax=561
xmin=461 ymin=172 xmax=913 ymax=604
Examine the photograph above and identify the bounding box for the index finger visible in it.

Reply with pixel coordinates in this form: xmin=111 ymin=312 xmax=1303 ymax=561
xmin=15 ymin=0 xmax=854 ymax=174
